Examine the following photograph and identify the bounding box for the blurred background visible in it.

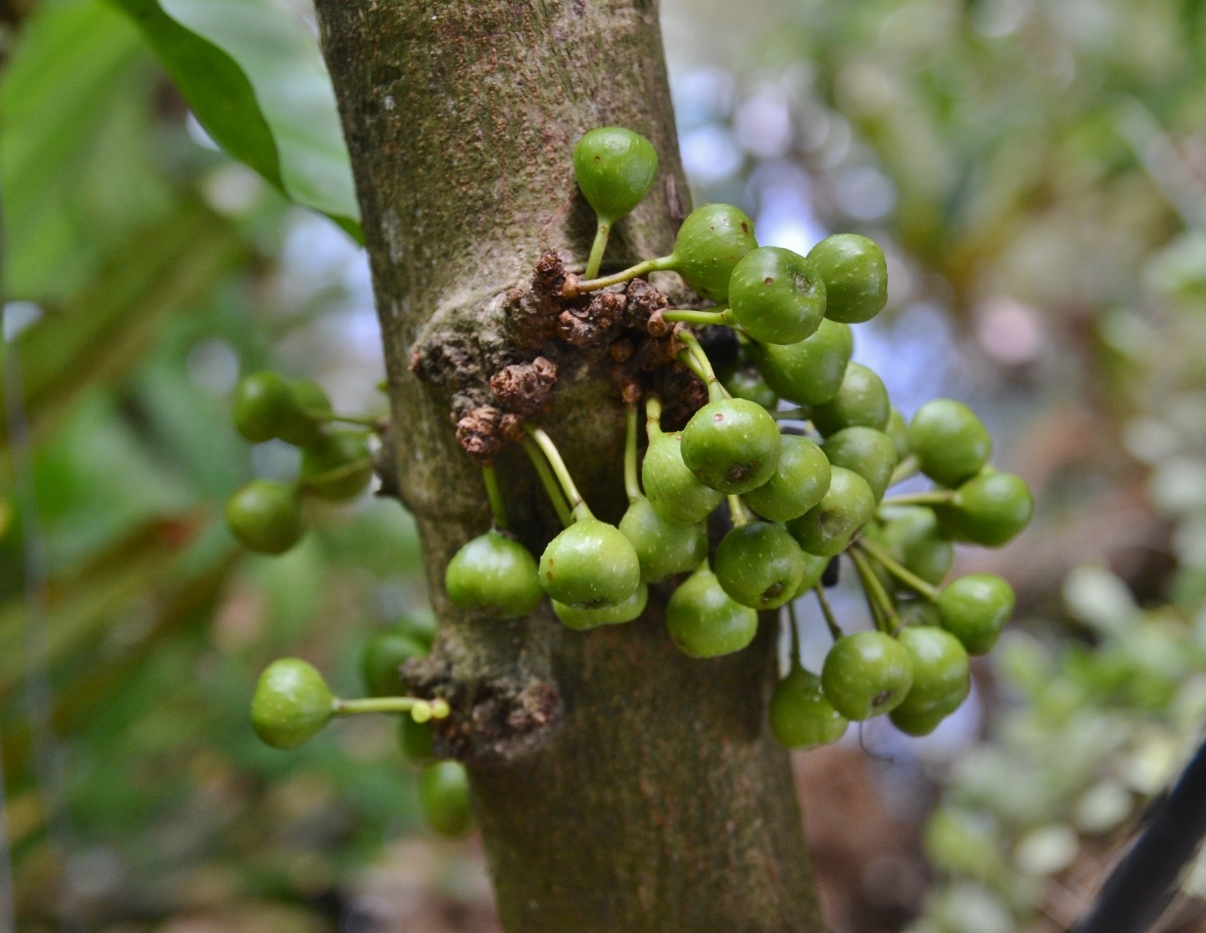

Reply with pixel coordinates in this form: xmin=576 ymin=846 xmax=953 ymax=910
xmin=3 ymin=0 xmax=1206 ymax=930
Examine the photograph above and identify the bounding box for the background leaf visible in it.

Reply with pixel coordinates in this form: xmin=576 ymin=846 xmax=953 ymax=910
xmin=105 ymin=0 xmax=362 ymax=237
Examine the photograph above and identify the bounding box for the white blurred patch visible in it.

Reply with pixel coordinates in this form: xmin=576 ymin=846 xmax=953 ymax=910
xmin=187 ymin=339 xmax=241 ymax=395
xmin=680 ymin=125 xmax=743 ymax=185
xmin=2 ymin=301 xmax=42 ymax=341
xmin=734 ymin=85 xmax=793 ymax=159
xmin=974 ymin=296 xmax=1042 ymax=366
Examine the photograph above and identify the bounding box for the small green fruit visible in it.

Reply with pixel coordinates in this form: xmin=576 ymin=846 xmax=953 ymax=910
xmin=445 ymin=530 xmax=543 ymax=618
xmin=573 ymin=126 xmax=659 ymax=223
xmin=720 ymin=365 xmax=779 ymax=411
xmin=755 ymin=320 xmax=853 ymax=406
xmin=885 ymin=407 xmax=910 ymax=460
xmin=554 ymin=584 xmax=648 ymax=630
xmin=642 ymin=429 xmax=725 ymax=525
xmin=539 ymin=518 xmax=641 ymax=608
xmin=821 ymin=631 xmax=913 ymax=721
xmin=890 ymin=626 xmax=970 ymax=737
xmin=793 ymin=552 xmax=831 ymax=598
xmin=728 ymin=246 xmax=826 ymax=345
xmin=680 ymin=398 xmax=780 ymax=495
xmin=619 ymin=497 xmax=708 ymax=583
xmin=809 ymin=362 xmax=890 ymax=437
xmin=807 ymin=233 xmax=888 ymax=324
xmin=399 ymin=717 xmax=435 ymax=765
xmin=876 ymin=506 xmax=954 ymax=586
xmin=666 ymin=566 xmax=759 ymax=658
xmin=362 ymin=630 xmax=428 ymax=697
xmin=420 ymin=761 xmax=473 ymax=837
xmin=786 ymin=466 xmax=876 ymax=557
xmin=226 ymin=480 xmax=305 ymax=554
xmin=278 ymin=379 xmax=333 ymax=448
xmin=742 ymin=434 xmax=831 ymax=523
xmin=769 ymin=665 xmax=848 ymax=749
xmin=233 ymin=371 xmax=293 ymax=443
xmin=714 ymin=522 xmax=806 ymax=610
xmin=300 ymin=430 xmax=373 ymax=501
xmin=395 ymin=610 xmax=437 ymax=651
xmin=820 ymin=426 xmax=898 ymax=502
xmin=938 ymin=573 xmax=1015 ymax=655
xmin=251 ymin=659 xmax=334 ymax=749
xmin=907 ymin=399 xmax=992 ymax=487
xmin=945 ymin=469 xmax=1033 ymax=546
xmin=670 ymin=204 xmax=758 ymax=302
xmin=896 ymin=598 xmax=942 ymax=628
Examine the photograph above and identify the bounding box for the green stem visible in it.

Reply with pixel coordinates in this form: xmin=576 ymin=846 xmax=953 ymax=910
xmin=773 ymin=408 xmax=811 ymax=422
xmin=849 ymin=547 xmax=899 ymax=634
xmin=624 ymin=403 xmax=641 ymax=503
xmin=299 ymin=458 xmax=373 ymax=492
xmin=326 ymin=413 xmax=386 ymax=430
xmin=334 ymin=696 xmax=452 ymax=721
xmin=813 ymin=585 xmax=843 ymax=641
xmin=677 ymin=330 xmax=728 ymax=403
xmin=854 ymin=537 xmax=941 ymax=602
xmin=645 ymin=395 xmax=664 ymax=437
xmin=568 ymin=255 xmax=672 ymax=296
xmin=584 ymin=220 xmax=610 ymax=280
xmin=522 ymin=436 xmax=574 ymax=529
xmin=728 ymin=495 xmax=752 ymax=527
xmin=524 ymin=424 xmax=592 ymax=522
xmin=662 ymin=308 xmax=731 ymax=328
xmin=887 ymin=455 xmax=919 ymax=488
xmin=483 ymin=464 xmax=508 ymax=530
xmin=787 ymin=600 xmax=803 ymax=669
xmin=879 ymin=491 xmax=957 ymax=508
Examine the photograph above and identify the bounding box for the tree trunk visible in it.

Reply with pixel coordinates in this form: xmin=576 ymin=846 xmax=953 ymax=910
xmin=313 ymin=1 xmax=824 ymax=929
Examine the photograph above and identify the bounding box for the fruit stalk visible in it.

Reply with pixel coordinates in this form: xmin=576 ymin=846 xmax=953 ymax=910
xmin=855 ymin=537 xmax=941 ymax=602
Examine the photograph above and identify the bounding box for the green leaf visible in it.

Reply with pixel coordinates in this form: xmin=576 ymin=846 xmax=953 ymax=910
xmin=105 ymin=0 xmax=361 ymax=237
xmin=0 ymin=0 xmax=173 ymax=299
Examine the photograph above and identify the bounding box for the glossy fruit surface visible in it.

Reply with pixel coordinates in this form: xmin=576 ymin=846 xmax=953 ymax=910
xmin=420 ymin=761 xmax=473 ymax=837
xmin=251 ymin=659 xmax=334 ymax=749
xmin=278 ymin=379 xmax=333 ymax=448
xmin=793 ymin=552 xmax=832 ymax=598
xmin=643 ymin=431 xmax=725 ymax=525
xmin=539 ymin=518 xmax=641 ymax=608
xmin=877 ymin=506 xmax=954 ymax=586
xmin=786 ymin=466 xmax=875 ymax=557
xmin=907 ymin=399 xmax=992 ymax=487
xmin=572 ymin=127 xmax=659 ymax=222
xmin=720 ymin=365 xmax=778 ymax=410
xmin=890 ymin=704 xmax=949 ymax=737
xmin=399 ymin=716 xmax=434 ymax=765
xmin=821 ymin=426 xmax=898 ymax=502
xmin=619 ymin=497 xmax=708 ymax=582
xmin=728 ymin=246 xmax=826 ymax=345
xmin=755 ymin=319 xmax=853 ymax=406
xmin=554 ymin=584 xmax=648 ymax=630
xmin=885 ymin=407 xmax=910 ymax=460
xmin=666 ymin=566 xmax=759 ymax=658
xmin=809 ymin=362 xmax=890 ymax=436
xmin=226 ymin=480 xmax=305 ymax=554
xmin=938 ymin=573 xmax=1015 ymax=655
xmin=680 ymin=398 xmax=780 ymax=494
xmin=769 ymin=665 xmax=849 ymax=749
xmin=300 ymin=430 xmax=373 ymax=501
xmin=714 ymin=522 xmax=806 ymax=610
xmin=446 ymin=530 xmax=542 ymax=618
xmin=807 ymin=233 xmax=888 ymax=324
xmin=742 ymin=434 xmax=831 ymax=522
xmin=233 ymin=371 xmax=292 ymax=443
xmin=362 ymin=630 xmax=428 ymax=697
xmin=893 ymin=626 xmax=970 ymax=724
xmin=946 ymin=469 xmax=1033 ymax=546
xmin=821 ymin=631 xmax=914 ymax=721
xmin=671 ymin=203 xmax=758 ymax=302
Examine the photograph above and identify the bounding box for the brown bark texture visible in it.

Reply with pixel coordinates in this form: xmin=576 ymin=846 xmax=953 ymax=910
xmin=313 ymin=1 xmax=824 ymax=929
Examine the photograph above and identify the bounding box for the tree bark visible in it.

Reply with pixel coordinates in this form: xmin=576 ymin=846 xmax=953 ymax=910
xmin=313 ymin=1 xmax=823 ymax=929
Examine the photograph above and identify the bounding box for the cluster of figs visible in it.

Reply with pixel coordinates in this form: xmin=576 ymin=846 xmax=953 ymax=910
xmin=236 ymin=125 xmax=1034 ymax=833
xmin=441 ymin=127 xmax=1033 ymax=744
